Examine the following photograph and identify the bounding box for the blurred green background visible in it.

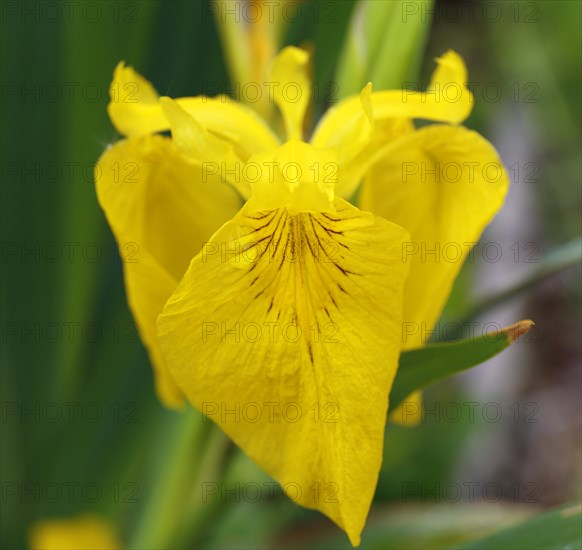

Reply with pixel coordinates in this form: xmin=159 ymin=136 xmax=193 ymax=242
xmin=2 ymin=0 xmax=580 ymax=548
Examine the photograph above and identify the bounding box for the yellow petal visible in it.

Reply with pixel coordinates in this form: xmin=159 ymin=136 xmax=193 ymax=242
xmin=312 ymin=51 xmax=472 ymax=150
xmin=29 ymin=514 xmax=121 ymax=550
xmin=95 ymin=134 xmax=241 ymax=407
xmin=389 ymin=390 xmax=422 ymax=425
xmin=109 ymin=61 xmax=159 ymax=105
xmin=157 ymin=199 xmax=410 ymax=545
xmin=269 ymin=46 xmax=311 ymax=140
xmin=159 ymin=97 xmax=252 ymax=199
xmin=107 ymin=62 xmax=279 ymax=157
xmin=318 ymin=83 xmax=395 ymax=200
xmin=359 ymin=124 xmax=509 ymax=349
xmin=337 ymin=116 xmax=415 ymax=200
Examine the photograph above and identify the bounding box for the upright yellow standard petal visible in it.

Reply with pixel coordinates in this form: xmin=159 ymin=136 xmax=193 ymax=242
xmin=359 ymin=124 xmax=509 ymax=349
xmin=312 ymin=51 xmax=473 ymax=151
xmin=29 ymin=515 xmax=121 ymax=550
xmin=95 ymin=135 xmax=241 ymax=407
xmin=157 ymin=144 xmax=411 ymax=545
xmin=269 ymin=47 xmax=311 ymax=140
xmin=311 ymin=51 xmax=473 ymax=198
xmin=311 ymin=52 xmax=471 ymax=201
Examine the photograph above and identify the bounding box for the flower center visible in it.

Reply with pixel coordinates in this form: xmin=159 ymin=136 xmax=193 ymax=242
xmin=245 ymin=140 xmax=338 ymax=214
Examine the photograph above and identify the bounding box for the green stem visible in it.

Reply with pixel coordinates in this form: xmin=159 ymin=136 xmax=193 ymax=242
xmin=177 ymin=428 xmax=233 ymax=547
xmin=128 ymin=408 xmax=212 ymax=549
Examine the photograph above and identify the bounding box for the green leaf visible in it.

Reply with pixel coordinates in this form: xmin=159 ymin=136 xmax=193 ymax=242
xmin=389 ymin=321 xmax=534 ymax=413
xmin=335 ymin=0 xmax=434 ymax=99
xmin=276 ymin=503 xmax=535 ymax=550
xmin=453 ymin=501 xmax=582 ymax=550
xmin=455 ymin=237 xmax=582 ymax=323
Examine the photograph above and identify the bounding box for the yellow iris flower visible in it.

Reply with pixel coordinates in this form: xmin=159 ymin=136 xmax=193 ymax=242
xmin=96 ymin=46 xmax=508 ymax=545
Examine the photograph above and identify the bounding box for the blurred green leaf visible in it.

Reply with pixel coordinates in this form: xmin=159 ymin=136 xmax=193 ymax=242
xmin=389 ymin=322 xmax=531 ymax=412
xmin=335 ymin=0 xmax=433 ymax=99
xmin=453 ymin=501 xmax=582 ymax=550
xmin=455 ymin=238 xmax=582 ymax=323
xmin=56 ymin=1 xmax=160 ymax=398
xmin=274 ymin=504 xmax=535 ymax=550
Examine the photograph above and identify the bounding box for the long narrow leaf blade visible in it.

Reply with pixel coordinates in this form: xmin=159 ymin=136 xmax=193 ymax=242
xmin=389 ymin=321 xmax=534 ymax=412
xmin=453 ymin=501 xmax=582 ymax=550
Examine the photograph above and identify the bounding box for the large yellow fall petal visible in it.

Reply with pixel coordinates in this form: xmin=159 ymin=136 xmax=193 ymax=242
xmin=359 ymin=124 xmax=509 ymax=349
xmin=95 ymin=134 xmax=241 ymax=407
xmin=108 ymin=62 xmax=279 ymax=157
xmin=29 ymin=515 xmax=121 ymax=550
xmin=157 ymin=198 xmax=410 ymax=545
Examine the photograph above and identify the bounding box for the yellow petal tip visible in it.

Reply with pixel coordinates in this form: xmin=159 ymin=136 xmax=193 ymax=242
xmin=279 ymin=45 xmax=309 ymax=64
xmin=270 ymin=46 xmax=312 ymax=140
xmin=434 ymin=49 xmax=468 ymax=85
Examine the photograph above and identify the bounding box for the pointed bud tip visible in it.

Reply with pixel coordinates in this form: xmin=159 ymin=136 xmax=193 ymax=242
xmin=501 ymin=319 xmax=535 ymax=343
